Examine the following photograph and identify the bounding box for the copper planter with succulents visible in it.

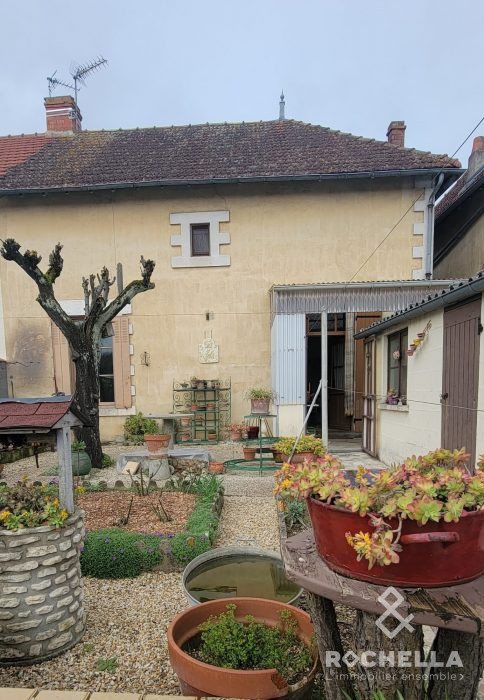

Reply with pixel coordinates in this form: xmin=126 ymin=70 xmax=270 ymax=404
xmin=275 ymin=449 xmax=484 ymax=588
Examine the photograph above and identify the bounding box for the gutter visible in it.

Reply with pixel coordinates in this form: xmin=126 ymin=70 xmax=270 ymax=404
xmin=424 ymin=172 xmax=444 ymax=278
xmin=270 ymin=279 xmax=457 ymax=292
xmin=354 ymin=273 xmax=484 ymax=339
xmin=0 ymin=168 xmax=463 ymax=197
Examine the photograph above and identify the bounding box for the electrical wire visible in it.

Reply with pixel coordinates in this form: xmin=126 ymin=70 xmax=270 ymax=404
xmin=348 ymin=113 xmax=484 ymax=282
xmin=324 ymin=385 xmax=484 ymax=413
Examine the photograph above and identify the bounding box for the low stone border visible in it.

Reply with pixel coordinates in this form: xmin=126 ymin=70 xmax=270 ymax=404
xmin=0 ymin=690 xmax=238 ymax=699
xmin=0 ymin=510 xmax=86 ymax=665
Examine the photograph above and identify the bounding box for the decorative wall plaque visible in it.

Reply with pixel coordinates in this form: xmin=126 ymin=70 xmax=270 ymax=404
xmin=199 ymin=336 xmax=219 ymax=364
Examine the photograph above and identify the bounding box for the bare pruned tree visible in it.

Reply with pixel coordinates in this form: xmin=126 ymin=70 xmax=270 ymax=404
xmin=1 ymin=239 xmax=155 ymax=466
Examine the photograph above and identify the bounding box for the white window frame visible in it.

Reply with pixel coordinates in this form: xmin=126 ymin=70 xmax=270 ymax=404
xmin=170 ymin=210 xmax=230 ymax=268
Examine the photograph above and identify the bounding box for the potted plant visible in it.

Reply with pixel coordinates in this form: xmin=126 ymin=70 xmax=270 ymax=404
xmin=167 ymin=598 xmax=318 ymax=699
xmin=386 ymin=389 xmax=399 ymax=405
xmin=272 ymin=436 xmax=325 ymax=463
xmin=197 ymin=379 xmax=206 ymax=390
xmin=246 ymin=387 xmax=275 ymax=414
xmin=229 ymin=423 xmax=244 ymax=442
xmin=190 ymin=376 xmax=198 ymax=389
xmin=180 ymin=416 xmax=191 ymax=427
xmin=275 ymin=448 xmax=484 ymax=587
xmin=243 ymin=446 xmax=257 ymax=461
xmin=144 ymin=433 xmax=171 ymax=452
xmin=179 ymin=432 xmax=190 ymax=443
xmin=209 ymin=461 xmax=224 ymax=474
xmin=247 ymin=425 xmax=259 ymax=440
xmin=207 ymin=431 xmax=217 ymax=442
xmin=71 ymin=439 xmax=92 ymax=476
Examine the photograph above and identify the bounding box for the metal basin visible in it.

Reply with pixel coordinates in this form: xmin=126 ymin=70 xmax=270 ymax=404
xmin=182 ymin=545 xmax=302 ymax=606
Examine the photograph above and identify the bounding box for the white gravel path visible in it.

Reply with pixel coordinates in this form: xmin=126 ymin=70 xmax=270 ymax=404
xmin=0 ymin=477 xmax=281 ymax=694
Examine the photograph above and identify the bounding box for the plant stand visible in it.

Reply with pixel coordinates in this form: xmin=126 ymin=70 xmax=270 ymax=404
xmin=283 ymin=529 xmax=483 ymax=700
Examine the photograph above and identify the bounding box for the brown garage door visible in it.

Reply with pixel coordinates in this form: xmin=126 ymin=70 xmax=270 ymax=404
xmin=441 ymin=296 xmax=481 ymax=469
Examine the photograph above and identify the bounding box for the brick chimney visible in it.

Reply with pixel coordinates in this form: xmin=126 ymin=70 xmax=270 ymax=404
xmin=44 ymin=95 xmax=82 ymax=133
xmin=467 ymin=136 xmax=484 ymax=178
xmin=387 ymin=121 xmax=406 ymax=147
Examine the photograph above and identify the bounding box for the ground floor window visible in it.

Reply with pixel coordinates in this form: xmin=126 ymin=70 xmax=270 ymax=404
xmin=387 ymin=329 xmax=408 ymax=398
xmin=99 ymin=335 xmax=115 ymax=403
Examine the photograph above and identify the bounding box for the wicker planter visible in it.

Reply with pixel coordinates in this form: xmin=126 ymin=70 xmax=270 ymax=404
xmin=0 ymin=510 xmax=86 ymax=665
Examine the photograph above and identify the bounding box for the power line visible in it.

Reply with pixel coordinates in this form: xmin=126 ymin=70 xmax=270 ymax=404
xmin=348 ymin=113 xmax=484 ymax=282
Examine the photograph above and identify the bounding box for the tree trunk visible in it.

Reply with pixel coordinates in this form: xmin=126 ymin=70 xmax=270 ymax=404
xmin=72 ymin=343 xmax=103 ymax=468
xmin=305 ymin=593 xmax=356 ymax=700
xmin=351 ymin=610 xmax=425 ymax=700
xmin=428 ymin=628 xmax=483 ymax=700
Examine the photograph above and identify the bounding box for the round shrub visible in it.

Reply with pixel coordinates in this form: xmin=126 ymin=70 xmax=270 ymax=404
xmin=171 ymin=531 xmax=212 ymax=566
xmin=81 ymin=528 xmax=163 ymax=579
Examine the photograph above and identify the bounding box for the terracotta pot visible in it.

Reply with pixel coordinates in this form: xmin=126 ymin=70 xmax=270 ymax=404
xmin=167 ymin=597 xmax=318 ymax=699
xmin=179 ymin=433 xmax=190 ymax=442
xmin=191 ymin=403 xmax=198 ymax=411
xmin=272 ymin=450 xmax=285 ymax=464
xmin=144 ymin=433 xmax=171 ymax=453
xmin=291 ymin=451 xmax=315 ymax=464
xmin=307 ymin=496 xmax=484 ymax=588
xmin=180 ymin=417 xmax=191 ymax=427
xmin=251 ymin=398 xmax=270 ymax=414
xmin=230 ymin=430 xmax=242 ymax=442
xmin=209 ymin=461 xmax=224 ymax=474
xmin=243 ymin=447 xmax=257 ymax=461
xmin=208 ymin=433 xmax=217 ymax=442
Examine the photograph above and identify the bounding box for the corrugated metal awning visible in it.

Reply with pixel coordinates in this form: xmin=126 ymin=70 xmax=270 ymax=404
xmin=270 ymin=279 xmax=462 ymax=316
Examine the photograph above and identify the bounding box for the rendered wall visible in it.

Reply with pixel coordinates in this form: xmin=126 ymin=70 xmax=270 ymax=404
xmin=0 ymin=178 xmax=426 ymax=440
xmin=375 ymin=310 xmax=443 ymax=465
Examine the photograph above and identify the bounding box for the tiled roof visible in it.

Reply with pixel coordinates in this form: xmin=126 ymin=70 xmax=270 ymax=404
xmin=0 ymin=134 xmax=50 ymax=176
xmin=435 ymin=166 xmax=484 ymax=220
xmin=0 ymin=120 xmax=461 ymax=192
xmin=0 ymin=399 xmax=72 ymax=430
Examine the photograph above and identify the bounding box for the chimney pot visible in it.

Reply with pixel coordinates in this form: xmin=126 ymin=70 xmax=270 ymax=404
xmin=387 ymin=120 xmax=406 ymax=148
xmin=44 ymin=95 xmax=82 ymax=134
xmin=467 ymin=136 xmax=484 ymax=178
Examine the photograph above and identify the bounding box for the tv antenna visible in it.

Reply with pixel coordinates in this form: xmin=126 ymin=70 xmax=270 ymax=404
xmin=46 ymin=56 xmax=108 ymax=105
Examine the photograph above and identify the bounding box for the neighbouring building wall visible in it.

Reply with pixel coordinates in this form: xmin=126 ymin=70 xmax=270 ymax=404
xmin=476 ymin=295 xmax=484 ymax=461
xmin=375 ymin=310 xmax=443 ymax=465
xmin=434 ymin=215 xmax=484 ymax=279
xmin=0 ymin=177 xmax=427 ymax=440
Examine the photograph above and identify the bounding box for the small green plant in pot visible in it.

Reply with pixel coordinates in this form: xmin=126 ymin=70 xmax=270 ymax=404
xmin=71 ymin=439 xmax=92 ymax=476
xmin=245 ymin=387 xmax=275 ymax=414
xmin=124 ymin=411 xmax=159 ymax=445
xmin=272 ymin=435 xmax=325 ymax=463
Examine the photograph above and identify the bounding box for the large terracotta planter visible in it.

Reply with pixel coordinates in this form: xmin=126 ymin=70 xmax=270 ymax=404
xmin=168 ymin=597 xmax=318 ymax=699
xmin=144 ymin=433 xmax=170 ymax=453
xmin=251 ymin=398 xmax=270 ymax=414
xmin=307 ymin=496 xmax=484 ymax=588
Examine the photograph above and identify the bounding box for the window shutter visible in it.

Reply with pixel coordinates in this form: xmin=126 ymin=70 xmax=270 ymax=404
xmin=51 ymin=322 xmax=75 ymax=395
xmin=113 ymin=317 xmax=132 ymax=408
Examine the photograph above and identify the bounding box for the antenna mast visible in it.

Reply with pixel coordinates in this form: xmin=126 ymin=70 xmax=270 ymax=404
xmin=71 ymin=56 xmax=108 ymax=105
xmin=47 ymin=56 xmax=108 ymax=105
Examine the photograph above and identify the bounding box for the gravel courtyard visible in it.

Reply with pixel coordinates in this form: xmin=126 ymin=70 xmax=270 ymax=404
xmin=0 ymin=465 xmax=280 ymax=694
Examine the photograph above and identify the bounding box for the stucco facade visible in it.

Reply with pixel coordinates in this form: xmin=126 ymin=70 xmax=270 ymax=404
xmin=0 ymin=177 xmax=431 ymax=440
xmin=372 ymin=294 xmax=483 ymax=467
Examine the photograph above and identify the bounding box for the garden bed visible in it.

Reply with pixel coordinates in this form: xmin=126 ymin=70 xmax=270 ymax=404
xmin=78 ymin=490 xmax=196 ymax=534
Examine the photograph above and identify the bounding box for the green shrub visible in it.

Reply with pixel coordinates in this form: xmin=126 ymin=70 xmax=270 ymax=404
xmin=272 ymin=435 xmax=325 ymax=456
xmin=80 ymin=528 xmax=162 ymax=579
xmin=124 ymin=412 xmax=159 ymax=444
xmin=196 ymin=604 xmax=313 ymax=684
xmin=170 ymin=476 xmax=223 ymax=567
xmin=101 ymin=453 xmax=114 ymax=469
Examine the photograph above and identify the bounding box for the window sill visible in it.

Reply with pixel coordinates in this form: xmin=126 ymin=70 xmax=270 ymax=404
xmin=99 ymin=406 xmax=136 ymax=417
xmin=378 ymin=403 xmax=409 ymax=412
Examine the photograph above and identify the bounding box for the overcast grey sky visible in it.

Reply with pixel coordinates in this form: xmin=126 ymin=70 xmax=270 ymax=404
xmin=1 ymin=0 xmax=482 ymax=165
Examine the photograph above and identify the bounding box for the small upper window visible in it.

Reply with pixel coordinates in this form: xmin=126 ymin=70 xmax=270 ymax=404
xmin=387 ymin=329 xmax=408 ymax=399
xmin=191 ymin=224 xmax=210 ymax=256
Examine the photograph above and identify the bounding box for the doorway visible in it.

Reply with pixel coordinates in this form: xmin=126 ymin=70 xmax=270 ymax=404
xmin=441 ymin=297 xmax=481 ymax=468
